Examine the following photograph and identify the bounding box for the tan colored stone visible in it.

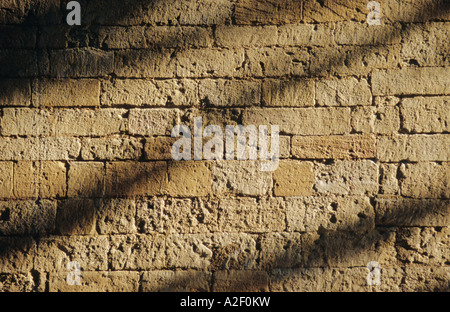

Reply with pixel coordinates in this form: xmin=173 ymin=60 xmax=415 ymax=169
xmin=33 ymin=79 xmax=100 ymax=107
xmin=401 ymin=96 xmax=450 ymax=133
xmin=54 ymin=108 xmax=127 ymax=136
xmin=216 ymin=25 xmax=278 ymax=47
xmin=376 ymin=198 xmax=450 ymax=227
xmin=286 ymin=196 xmax=374 ymax=233
xmin=243 ymin=108 xmax=351 ymax=135
xmin=0 ymin=237 xmax=36 ymax=273
xmin=315 ymin=78 xmax=372 ymax=106
xmin=402 ymin=267 xmax=450 ymax=292
xmin=101 ymin=79 xmax=198 ymax=107
xmin=273 ymin=161 xmax=314 ymax=196
xmin=81 ymin=137 xmax=143 ymax=161
xmin=262 ymin=79 xmax=314 ymax=107
xmin=379 ymin=164 xmax=400 ymax=195
xmin=165 ymin=161 xmax=211 ymax=197
xmin=0 ymin=162 xmax=13 ymax=199
xmin=199 ymin=79 xmax=261 ymax=107
xmin=0 ymin=273 xmax=35 ymax=292
xmin=211 ymin=161 xmax=272 ymax=196
xmin=258 ymin=232 xmax=303 ymax=269
xmin=246 ymin=47 xmax=310 ymax=77
xmin=0 ymin=79 xmax=31 ymax=106
xmin=56 ymin=199 xmax=96 ymax=235
xmin=315 ymin=160 xmax=378 ymax=196
xmin=115 ymin=49 xmax=175 ymax=78
xmin=68 ymin=162 xmax=104 ymax=198
xmin=141 ymin=271 xmax=212 ymax=292
xmin=372 ymin=68 xmax=450 ymax=95
xmin=83 ymin=0 xmax=233 ymax=26
xmin=235 ymin=0 xmax=302 ymax=25
xmin=279 ymin=136 xmax=291 ymax=159
xmin=334 ymin=22 xmax=401 ymax=45
xmin=0 ymin=108 xmax=52 ymax=136
xmin=374 ymin=96 xmax=400 ymax=107
xmin=40 ymin=161 xmax=67 ymax=198
xmin=218 ymin=197 xmax=285 ymax=233
xmin=47 ymin=48 xmax=114 ymax=78
xmin=136 ymin=198 xmax=217 ymax=234
xmin=270 ymin=267 xmax=404 ymax=292
xmin=292 ymin=135 xmax=376 ymax=159
xmin=213 ymin=270 xmax=269 ymax=292
xmin=278 ymin=24 xmax=334 ymax=46
xmin=396 ymin=227 xmax=449 ymax=265
xmin=301 ymin=228 xmax=397 ymax=268
xmin=99 ymin=26 xmax=213 ymax=49
xmin=165 ymin=233 xmax=258 ymax=270
xmin=128 ymin=109 xmax=179 ymax=136
xmin=303 ymin=0 xmax=366 ymax=23
xmin=400 ymin=162 xmax=450 ymax=198
xmin=0 ymin=138 xmax=80 ymax=161
xmin=13 ymin=161 xmax=39 ymax=198
xmin=144 ymin=137 xmax=176 ymax=160
xmin=183 ymin=108 xmax=242 ymax=130
xmin=176 ymin=49 xmax=246 ymax=78
xmin=110 ymin=234 xmax=165 ymax=270
xmin=352 ymin=106 xmax=400 ymax=134
xmin=97 ymin=199 xmax=137 ymax=234
xmin=105 ymin=161 xmax=166 ymax=197
xmin=378 ymin=135 xmax=450 ymax=162
xmin=35 ymin=236 xmax=109 ymax=272
xmin=0 ymin=200 xmax=56 ymax=235
xmin=14 ymin=161 xmax=66 ymax=198
xmin=401 ymin=22 xmax=450 ymax=67
xmin=396 ymin=0 xmax=449 ymax=22
xmin=48 ymin=271 xmax=140 ymax=292
xmin=310 ymin=45 xmax=401 ymax=76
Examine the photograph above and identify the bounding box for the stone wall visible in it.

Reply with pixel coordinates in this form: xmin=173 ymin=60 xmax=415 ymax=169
xmin=0 ymin=0 xmax=448 ymax=292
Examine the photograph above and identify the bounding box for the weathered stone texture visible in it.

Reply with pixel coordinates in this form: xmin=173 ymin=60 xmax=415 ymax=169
xmin=273 ymin=161 xmax=315 ymax=196
xmin=235 ymin=0 xmax=303 ymax=25
xmin=211 ymin=161 xmax=272 ymax=196
xmin=81 ymin=137 xmax=143 ymax=161
xmin=48 ymin=271 xmax=140 ymax=292
xmin=1 ymin=0 xmax=449 ymax=293
xmin=0 ymin=200 xmax=56 ymax=235
xmin=0 ymin=162 xmax=13 ymax=198
xmin=141 ymin=271 xmax=212 ymax=292
xmin=213 ymin=270 xmax=269 ymax=292
xmin=315 ymin=160 xmax=379 ymax=196
xmin=376 ymin=198 xmax=450 ymax=227
xmin=199 ymin=79 xmax=261 ymax=107
xmin=262 ymin=79 xmax=314 ymax=107
xmin=399 ymin=162 xmax=450 ymax=198
xmin=33 ymin=79 xmax=100 ymax=107
xmin=315 ymin=78 xmax=372 ymax=107
xmin=292 ymin=135 xmax=376 ymax=160
xmin=286 ymin=196 xmax=375 ymax=233
xmin=35 ymin=236 xmax=109 ymax=272
xmin=105 ymin=161 xmax=166 ymax=197
xmin=351 ymin=106 xmax=400 ymax=134
xmin=102 ymin=79 xmax=199 ymax=107
xmin=243 ymin=108 xmax=351 ymax=135
xmin=378 ymin=135 xmax=450 ymax=162
xmin=372 ymin=68 xmax=450 ymax=96
xmin=400 ymin=97 xmax=450 ymax=133
xmin=0 ymin=79 xmax=31 ymax=107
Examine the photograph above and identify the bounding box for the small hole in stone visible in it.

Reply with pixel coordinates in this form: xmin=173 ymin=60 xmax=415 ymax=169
xmin=0 ymin=208 xmax=10 ymax=222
